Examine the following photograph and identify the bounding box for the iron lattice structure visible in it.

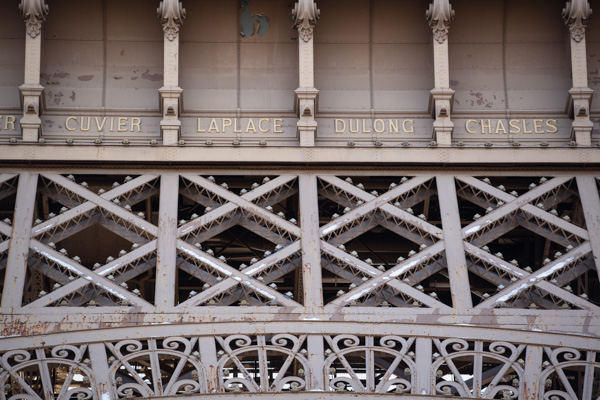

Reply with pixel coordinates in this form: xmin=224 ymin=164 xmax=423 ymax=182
xmin=0 ymin=169 xmax=599 ymax=399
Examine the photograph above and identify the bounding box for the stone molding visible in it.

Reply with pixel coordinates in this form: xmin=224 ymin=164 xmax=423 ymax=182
xmin=157 ymin=0 xmax=186 ymax=41
xmin=563 ymin=0 xmax=592 ymax=42
xmin=426 ymin=0 xmax=454 ymax=44
xmin=19 ymin=0 xmax=48 ymax=38
xmin=293 ymin=0 xmax=320 ymax=42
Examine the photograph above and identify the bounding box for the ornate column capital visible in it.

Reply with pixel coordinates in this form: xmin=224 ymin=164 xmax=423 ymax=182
xmin=157 ymin=0 xmax=186 ymax=41
xmin=19 ymin=0 xmax=49 ymax=38
xmin=563 ymin=0 xmax=592 ymax=42
xmin=426 ymin=0 xmax=454 ymax=44
xmin=293 ymin=0 xmax=320 ymax=43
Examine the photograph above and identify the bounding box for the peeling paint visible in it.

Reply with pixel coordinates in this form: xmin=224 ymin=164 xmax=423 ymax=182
xmin=77 ymin=75 xmax=94 ymax=81
xmin=141 ymin=69 xmax=163 ymax=82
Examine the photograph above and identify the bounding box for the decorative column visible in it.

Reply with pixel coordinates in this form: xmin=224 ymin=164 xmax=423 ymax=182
xmin=293 ymin=0 xmax=320 ymax=147
xmin=426 ymin=0 xmax=455 ymax=146
xmin=157 ymin=0 xmax=185 ymax=145
xmin=563 ymin=0 xmax=593 ymax=146
xmin=19 ymin=0 xmax=48 ymax=143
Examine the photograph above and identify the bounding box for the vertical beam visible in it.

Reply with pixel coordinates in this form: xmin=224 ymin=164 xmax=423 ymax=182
xmin=158 ymin=0 xmax=185 ymax=145
xmin=294 ymin=0 xmax=320 ymax=147
xmin=307 ymin=335 xmax=325 ymax=390
xmin=19 ymin=0 xmax=48 ymax=142
xmin=415 ymin=337 xmax=433 ymax=394
xmin=523 ymin=345 xmax=543 ymax=400
xmin=298 ymin=174 xmax=323 ymax=311
xmin=89 ymin=343 xmax=112 ymax=399
xmin=436 ymin=175 xmax=473 ymax=309
xmin=155 ymin=173 xmax=179 ymax=310
xmin=427 ymin=0 xmax=455 ymax=146
xmin=198 ymin=336 xmax=219 ymax=393
xmin=576 ymin=176 xmax=600 ymax=278
xmin=563 ymin=0 xmax=593 ymax=145
xmin=1 ymin=172 xmax=37 ymax=309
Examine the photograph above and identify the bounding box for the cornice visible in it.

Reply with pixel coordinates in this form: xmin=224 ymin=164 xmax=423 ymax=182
xmin=293 ymin=0 xmax=320 ymax=43
xmin=563 ymin=0 xmax=593 ymax=42
xmin=426 ymin=0 xmax=454 ymax=44
xmin=19 ymin=0 xmax=49 ymax=38
xmin=157 ymin=0 xmax=186 ymax=41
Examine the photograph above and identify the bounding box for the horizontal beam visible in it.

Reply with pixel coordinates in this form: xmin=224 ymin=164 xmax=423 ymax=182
xmin=0 ymin=146 xmax=599 ymax=165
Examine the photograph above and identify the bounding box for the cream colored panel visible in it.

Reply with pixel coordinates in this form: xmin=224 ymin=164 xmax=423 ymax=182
xmin=240 ymin=1 xmax=298 ymax=111
xmin=106 ymin=0 xmax=163 ymax=41
xmin=42 ymin=41 xmax=104 ymax=109
xmin=373 ymin=0 xmax=431 ymax=44
xmin=316 ymin=0 xmax=370 ymax=44
xmin=315 ymin=43 xmax=370 ymax=111
xmin=450 ymin=44 xmax=505 ymax=111
xmin=240 ymin=43 xmax=297 ymax=110
xmin=180 ymin=1 xmax=238 ymax=110
xmin=105 ymin=42 xmax=163 ymax=110
xmin=449 ymin=0 xmax=505 ymax=111
xmin=181 ymin=43 xmax=238 ymax=110
xmin=505 ymin=50 xmax=570 ymax=111
xmin=450 ymin=0 xmax=504 ymax=44
xmin=180 ymin=0 xmax=237 ymax=43
xmin=373 ymin=44 xmax=432 ymax=111
xmin=505 ymin=0 xmax=570 ymax=111
xmin=44 ymin=0 xmax=103 ymax=41
xmin=41 ymin=0 xmax=103 ymax=109
xmin=0 ymin=2 xmax=24 ymax=109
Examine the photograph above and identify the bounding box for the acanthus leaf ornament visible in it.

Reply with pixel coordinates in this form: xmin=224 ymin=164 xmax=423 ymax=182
xmin=293 ymin=0 xmax=320 ymax=43
xmin=563 ymin=0 xmax=592 ymax=43
xmin=157 ymin=0 xmax=186 ymax=41
xmin=426 ymin=0 xmax=455 ymax=44
xmin=19 ymin=0 xmax=49 ymax=39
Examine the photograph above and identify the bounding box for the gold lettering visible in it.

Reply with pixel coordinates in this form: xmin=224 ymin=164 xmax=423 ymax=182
xmin=197 ymin=118 xmax=206 ymax=133
xmin=495 ymin=120 xmax=507 ymax=134
xmin=389 ymin=119 xmax=399 ymax=134
xmin=110 ymin=117 xmax=115 ymax=132
xmin=403 ymin=119 xmax=414 ymax=134
xmin=208 ymin=119 xmax=219 ymax=133
xmin=233 ymin=119 xmax=242 ymax=133
xmin=274 ymin=118 xmax=284 ymax=134
xmin=466 ymin=120 xmax=477 ymax=134
xmin=362 ymin=119 xmax=371 ymax=134
xmin=94 ymin=117 xmax=107 ymax=131
xmin=80 ymin=117 xmax=91 ymax=132
xmin=374 ymin=119 xmax=385 ymax=133
xmin=4 ymin=116 xmax=15 ymax=131
xmin=245 ymin=119 xmax=257 ymax=134
xmin=349 ymin=119 xmax=360 ymax=134
xmin=546 ymin=119 xmax=558 ymax=134
xmin=66 ymin=116 xmax=77 ymax=131
xmin=335 ymin=119 xmax=346 ymax=134
xmin=222 ymin=118 xmax=233 ymax=132
xmin=118 ymin=117 xmax=128 ymax=132
xmin=509 ymin=119 xmax=521 ymax=134
xmin=259 ymin=118 xmax=270 ymax=133
xmin=533 ymin=119 xmax=544 ymax=134
xmin=131 ymin=117 xmax=142 ymax=132
xmin=522 ymin=120 xmax=533 ymax=134
xmin=481 ymin=119 xmax=492 ymax=134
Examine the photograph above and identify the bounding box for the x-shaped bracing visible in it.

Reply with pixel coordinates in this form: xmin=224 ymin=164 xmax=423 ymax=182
xmin=317 ymin=176 xmax=451 ymax=309
xmin=457 ymin=176 xmax=599 ymax=311
xmin=26 ymin=173 xmax=160 ymax=307
xmin=177 ymin=175 xmax=302 ymax=307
